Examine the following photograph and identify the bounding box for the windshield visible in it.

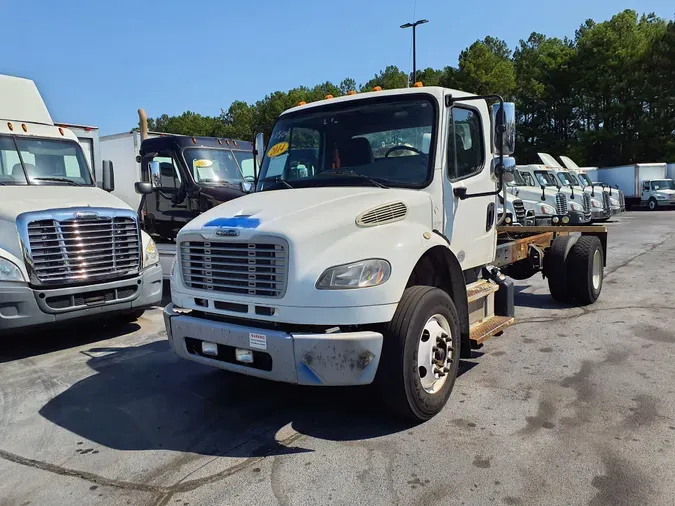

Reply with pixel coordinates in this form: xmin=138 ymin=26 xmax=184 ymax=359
xmin=652 ymin=179 xmax=675 ymax=191
xmin=577 ymin=173 xmax=593 ymax=186
xmin=184 ymin=148 xmax=244 ymax=185
xmin=257 ymin=96 xmax=435 ymax=191
xmin=0 ymin=135 xmax=93 ymax=186
xmin=557 ymin=171 xmax=580 ymax=187
xmin=233 ymin=150 xmax=255 ymax=181
xmin=507 ymin=170 xmax=528 ymax=186
xmin=534 ymin=170 xmax=559 ymax=187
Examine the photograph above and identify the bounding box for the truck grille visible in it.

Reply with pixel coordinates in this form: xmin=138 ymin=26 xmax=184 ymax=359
xmin=180 ymin=239 xmax=288 ymax=298
xmin=512 ymin=199 xmax=526 ymax=223
xmin=555 ymin=193 xmax=567 ymax=215
xmin=583 ymin=193 xmax=591 ymax=213
xmin=602 ymin=191 xmax=611 ymax=210
xmin=619 ymin=191 xmax=625 ymax=209
xmin=23 ymin=213 xmax=141 ymax=286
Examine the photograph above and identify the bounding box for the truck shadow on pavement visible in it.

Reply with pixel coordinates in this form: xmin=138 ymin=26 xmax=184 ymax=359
xmin=39 ymin=340 xmax=481 ymax=459
xmin=513 ymin=285 xmax=571 ymax=310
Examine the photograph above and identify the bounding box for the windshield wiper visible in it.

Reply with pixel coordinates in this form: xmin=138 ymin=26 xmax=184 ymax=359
xmin=32 ymin=177 xmax=83 ymax=186
xmin=317 ymin=170 xmax=389 ymax=189
xmin=258 ymin=176 xmax=294 ymax=190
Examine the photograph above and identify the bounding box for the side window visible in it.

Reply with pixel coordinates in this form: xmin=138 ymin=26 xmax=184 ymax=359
xmin=643 ymin=182 xmax=650 ymax=192
xmin=153 ymin=155 xmax=181 ymax=189
xmin=447 ymin=107 xmax=484 ymax=180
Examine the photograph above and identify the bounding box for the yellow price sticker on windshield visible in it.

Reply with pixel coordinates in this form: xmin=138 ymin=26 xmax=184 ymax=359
xmin=194 ymin=159 xmax=213 ymax=167
xmin=267 ymin=142 xmax=289 ymax=158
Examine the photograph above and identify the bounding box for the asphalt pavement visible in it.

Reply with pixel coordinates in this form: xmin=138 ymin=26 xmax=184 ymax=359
xmin=1 ymin=210 xmax=674 ymax=506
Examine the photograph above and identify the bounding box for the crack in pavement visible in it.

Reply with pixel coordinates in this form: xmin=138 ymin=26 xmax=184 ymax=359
xmin=0 ymin=431 xmax=307 ymax=503
xmin=515 ymin=305 xmax=675 ymax=325
xmin=604 ymin=233 xmax=675 ymax=277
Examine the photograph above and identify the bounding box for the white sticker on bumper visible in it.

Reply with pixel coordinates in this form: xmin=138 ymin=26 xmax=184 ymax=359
xmin=249 ymin=332 xmax=267 ymax=350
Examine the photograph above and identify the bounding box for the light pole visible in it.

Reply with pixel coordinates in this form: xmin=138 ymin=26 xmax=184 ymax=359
xmin=400 ymin=19 xmax=428 ymax=86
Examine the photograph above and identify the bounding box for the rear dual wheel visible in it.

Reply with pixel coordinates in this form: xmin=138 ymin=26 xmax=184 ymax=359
xmin=546 ymin=236 xmax=603 ymax=305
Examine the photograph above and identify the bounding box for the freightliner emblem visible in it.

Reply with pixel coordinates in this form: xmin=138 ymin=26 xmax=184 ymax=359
xmin=216 ymin=228 xmax=240 ymax=237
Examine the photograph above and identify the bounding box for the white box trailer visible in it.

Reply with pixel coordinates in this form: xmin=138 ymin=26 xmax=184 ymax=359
xmin=598 ymin=163 xmax=674 ymax=209
xmin=100 ymin=130 xmax=159 ymax=211
xmin=667 ymin=163 xmax=675 ymax=180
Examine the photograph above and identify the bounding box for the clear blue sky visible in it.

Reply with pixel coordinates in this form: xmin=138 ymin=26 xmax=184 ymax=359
xmin=3 ymin=0 xmax=672 ymax=135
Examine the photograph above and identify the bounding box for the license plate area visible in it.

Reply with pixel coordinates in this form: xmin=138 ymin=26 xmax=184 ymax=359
xmin=185 ymin=337 xmax=272 ymax=371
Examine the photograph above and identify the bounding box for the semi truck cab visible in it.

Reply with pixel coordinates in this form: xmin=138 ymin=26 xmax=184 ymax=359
xmin=163 ymin=86 xmax=608 ymax=421
xmin=0 ymin=74 xmax=163 ymax=332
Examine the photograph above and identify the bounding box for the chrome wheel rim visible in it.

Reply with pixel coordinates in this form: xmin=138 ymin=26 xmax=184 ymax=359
xmin=592 ymin=249 xmax=602 ymax=291
xmin=417 ymin=314 xmax=453 ymax=394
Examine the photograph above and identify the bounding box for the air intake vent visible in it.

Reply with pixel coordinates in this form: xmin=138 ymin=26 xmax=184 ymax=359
xmin=583 ymin=193 xmax=591 ymax=213
xmin=356 ymin=202 xmax=407 ymax=227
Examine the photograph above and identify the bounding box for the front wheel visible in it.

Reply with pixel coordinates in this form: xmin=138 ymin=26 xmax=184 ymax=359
xmin=376 ymin=286 xmax=461 ymax=421
xmin=648 ymin=198 xmax=658 ymax=211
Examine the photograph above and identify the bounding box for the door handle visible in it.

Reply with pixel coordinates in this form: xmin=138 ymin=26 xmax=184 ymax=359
xmin=486 ymin=202 xmax=495 ymax=231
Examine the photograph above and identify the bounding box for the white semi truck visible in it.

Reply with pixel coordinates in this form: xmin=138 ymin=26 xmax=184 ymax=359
xmin=506 ymin=170 xmax=568 ymax=226
xmin=558 ymin=155 xmax=625 ymax=213
xmin=597 ymin=163 xmax=673 ymax=210
xmin=162 ymin=86 xmax=608 ymax=420
xmin=0 ymin=74 xmax=163 ymax=333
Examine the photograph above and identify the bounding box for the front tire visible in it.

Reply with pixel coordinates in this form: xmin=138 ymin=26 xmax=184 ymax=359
xmin=377 ymin=286 xmax=461 ymax=421
xmin=648 ymin=198 xmax=658 ymax=211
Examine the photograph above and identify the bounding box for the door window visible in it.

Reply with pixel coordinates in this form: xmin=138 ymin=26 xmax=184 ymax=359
xmin=153 ymin=156 xmax=181 ymax=189
xmin=447 ymin=107 xmax=484 ymax=180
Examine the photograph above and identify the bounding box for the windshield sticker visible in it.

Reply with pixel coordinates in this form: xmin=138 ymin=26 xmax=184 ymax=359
xmin=204 ymin=216 xmax=261 ymax=229
xmin=194 ymin=159 xmax=214 ymax=168
xmin=267 ymin=142 xmax=289 ymax=158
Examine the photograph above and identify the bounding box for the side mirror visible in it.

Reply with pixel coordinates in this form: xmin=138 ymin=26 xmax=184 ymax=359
xmin=149 ymin=161 xmax=161 ymax=188
xmin=240 ymin=181 xmax=253 ymax=193
xmin=254 ymin=132 xmax=265 ymax=170
xmin=491 ymin=102 xmax=516 ymax=156
xmin=135 ymin=181 xmax=153 ymax=195
xmin=491 ymin=155 xmax=515 ymax=183
xmin=102 ymin=160 xmax=115 ymax=192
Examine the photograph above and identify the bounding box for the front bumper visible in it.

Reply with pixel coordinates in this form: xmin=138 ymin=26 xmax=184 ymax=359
xmin=164 ymin=303 xmax=383 ymax=386
xmin=568 ymin=210 xmax=591 ymax=225
xmin=611 ymin=207 xmax=622 ymax=215
xmin=591 ymin=208 xmax=612 ymax=221
xmin=0 ymin=264 xmax=163 ymax=332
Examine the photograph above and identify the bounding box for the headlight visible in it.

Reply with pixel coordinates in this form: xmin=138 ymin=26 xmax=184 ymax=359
xmin=0 ymin=257 xmax=25 ymax=282
xmin=569 ymin=201 xmax=583 ymax=212
xmin=316 ymin=259 xmax=391 ymax=290
xmin=655 ymin=194 xmax=667 ymax=200
xmin=591 ymin=199 xmax=602 ymax=208
xmin=537 ymin=203 xmax=555 ymax=215
xmin=610 ymin=198 xmax=619 ymax=206
xmin=143 ymin=237 xmax=160 ymax=268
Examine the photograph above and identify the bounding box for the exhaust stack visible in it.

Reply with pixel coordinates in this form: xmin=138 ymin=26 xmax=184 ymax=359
xmin=138 ymin=108 xmax=148 ymax=141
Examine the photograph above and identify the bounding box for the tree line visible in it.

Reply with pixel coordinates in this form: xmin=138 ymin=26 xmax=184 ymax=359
xmin=144 ymin=9 xmax=675 ymax=166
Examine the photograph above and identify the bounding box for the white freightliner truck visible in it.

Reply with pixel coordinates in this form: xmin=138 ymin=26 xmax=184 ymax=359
xmin=596 ymin=163 xmax=673 ymax=210
xmin=505 ymin=169 xmax=567 ymax=225
xmin=554 ymin=154 xmax=624 ymax=214
xmin=0 ymin=74 xmax=163 ymax=332
xmin=162 ymin=86 xmax=608 ymax=420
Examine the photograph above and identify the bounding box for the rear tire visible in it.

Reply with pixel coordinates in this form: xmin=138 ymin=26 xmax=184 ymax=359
xmin=376 ymin=286 xmax=461 ymax=422
xmin=545 ymin=236 xmax=576 ymax=303
xmin=567 ymin=236 xmax=603 ymax=305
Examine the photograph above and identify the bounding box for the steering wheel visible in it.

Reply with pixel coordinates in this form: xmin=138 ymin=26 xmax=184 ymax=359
xmin=384 ymin=145 xmax=425 ymax=158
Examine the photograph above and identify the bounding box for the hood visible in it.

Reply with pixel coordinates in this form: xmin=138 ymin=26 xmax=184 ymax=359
xmin=0 ymin=186 xmax=132 ymax=222
xmin=537 ymin=152 xmax=563 ymax=168
xmin=182 ymin=186 xmax=433 ymax=240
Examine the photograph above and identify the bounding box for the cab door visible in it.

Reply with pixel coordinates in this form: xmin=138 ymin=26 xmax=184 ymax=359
xmin=442 ymin=97 xmax=497 ymax=269
xmin=144 ymin=152 xmax=192 ymax=240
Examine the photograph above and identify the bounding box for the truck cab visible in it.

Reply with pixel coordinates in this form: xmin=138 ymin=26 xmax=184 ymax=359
xmin=135 ymin=135 xmax=252 ymax=243
xmin=505 ymin=169 xmax=566 ymax=225
xmin=0 ymin=74 xmax=163 ymax=332
xmin=163 ymin=86 xmax=608 ymax=421
xmin=517 ymin=164 xmax=593 ymax=224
